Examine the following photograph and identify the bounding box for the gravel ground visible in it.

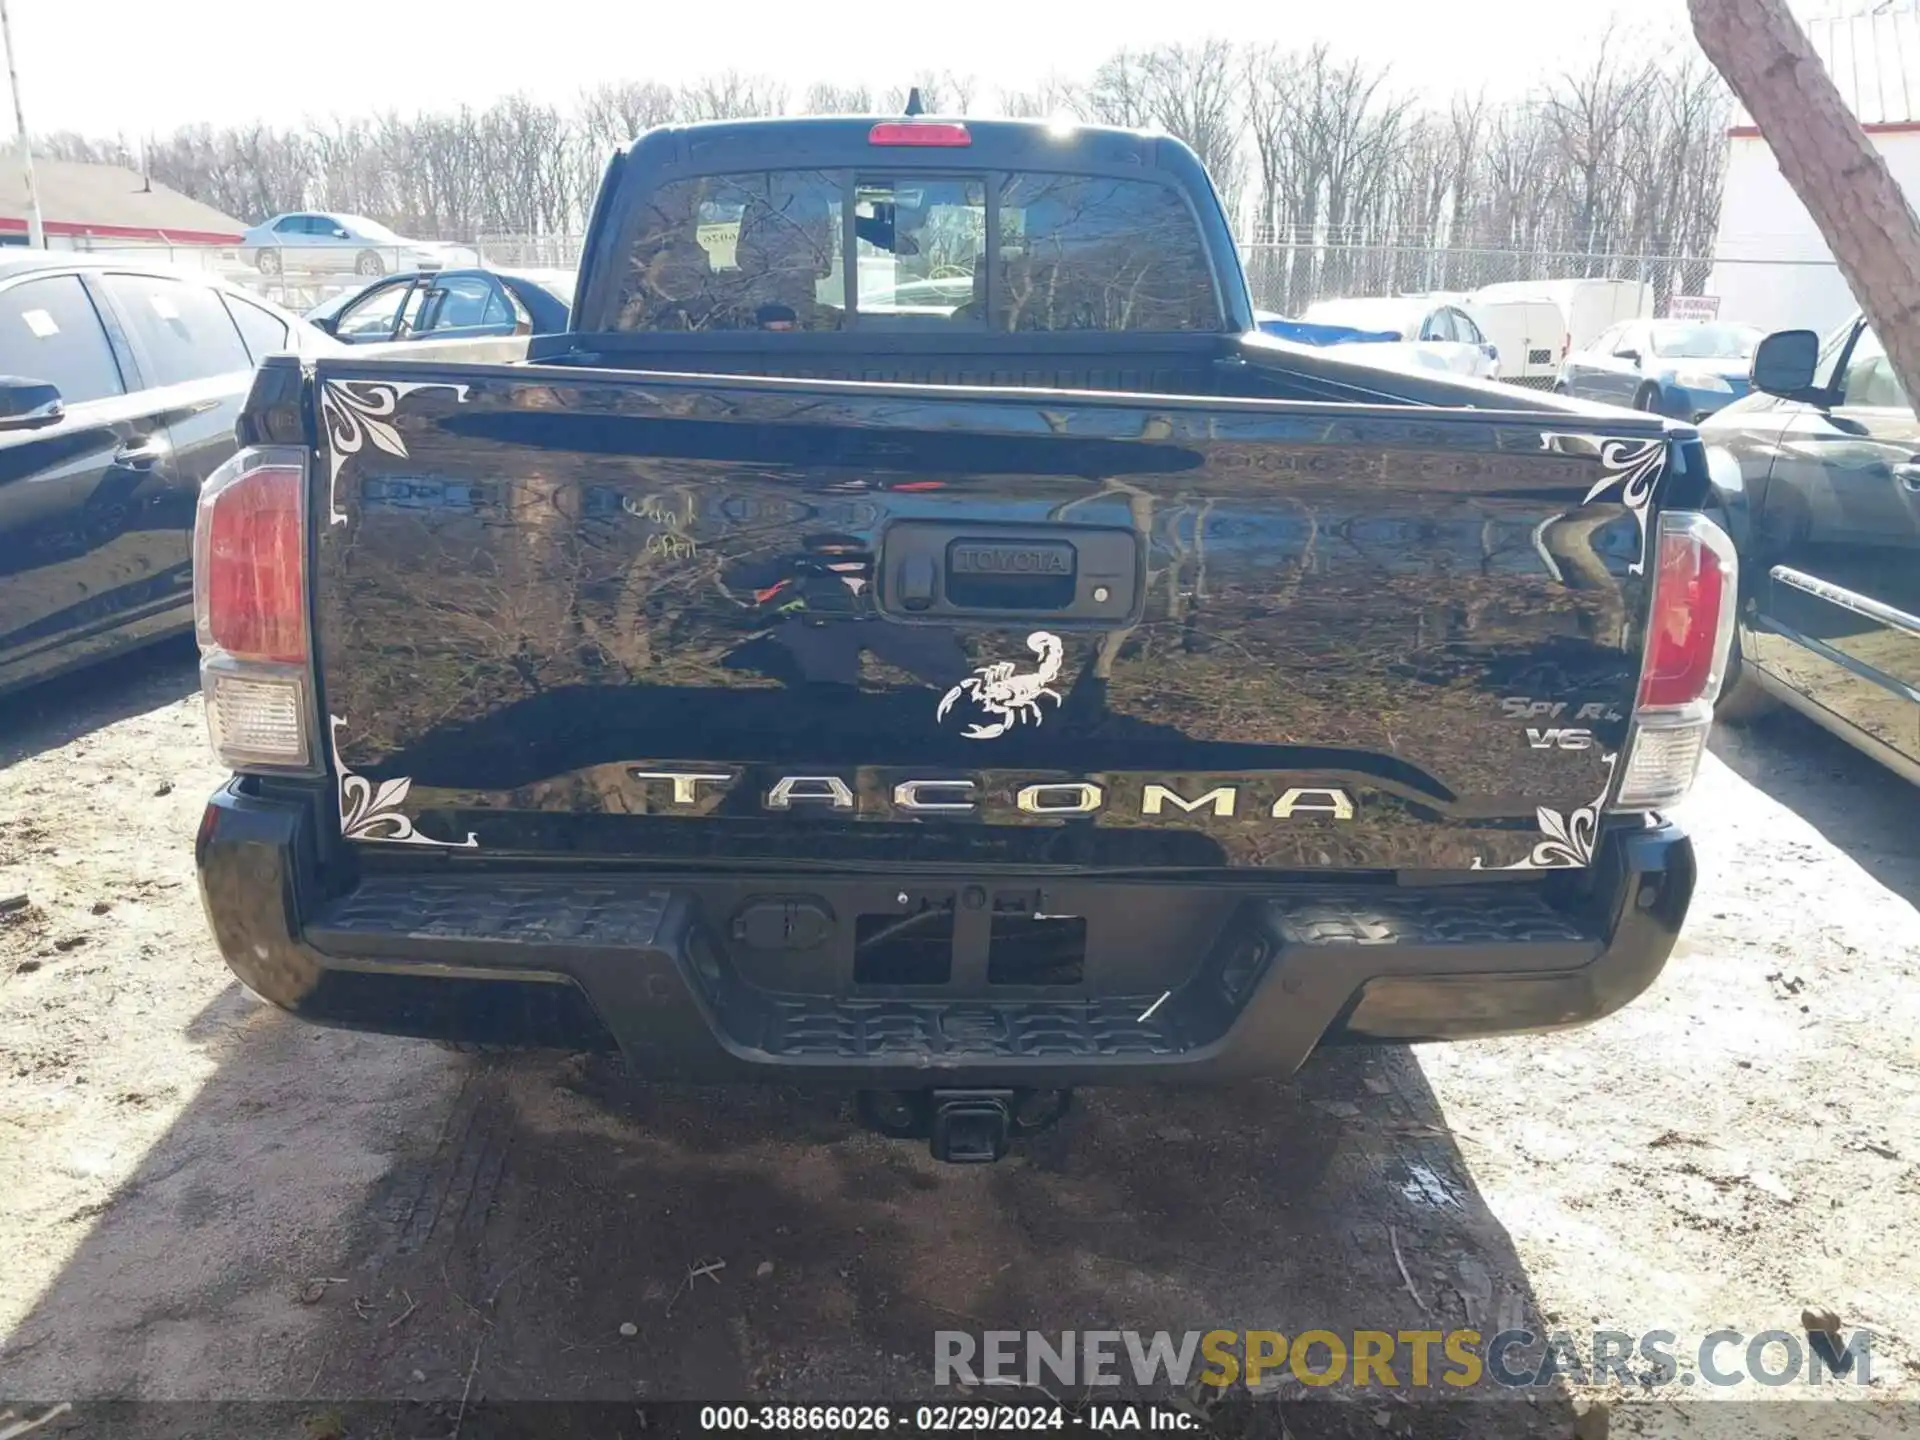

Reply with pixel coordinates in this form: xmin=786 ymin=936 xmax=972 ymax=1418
xmin=1 ymin=639 xmax=1916 ymax=1439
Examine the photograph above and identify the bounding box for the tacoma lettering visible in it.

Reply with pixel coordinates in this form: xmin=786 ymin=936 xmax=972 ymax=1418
xmin=628 ymin=769 xmax=1355 ymax=822
xmin=1142 ymin=783 xmax=1238 ymax=817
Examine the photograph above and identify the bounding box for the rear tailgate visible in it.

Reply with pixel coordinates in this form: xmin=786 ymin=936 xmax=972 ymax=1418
xmin=309 ymin=358 xmax=1692 ymax=874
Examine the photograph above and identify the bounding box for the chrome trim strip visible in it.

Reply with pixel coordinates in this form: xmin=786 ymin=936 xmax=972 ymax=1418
xmin=1745 ymin=663 xmax=1920 ymax=785
xmin=1770 ymin=565 xmax=1920 ymax=639
xmin=1752 ymin=618 xmax=1920 ymax=704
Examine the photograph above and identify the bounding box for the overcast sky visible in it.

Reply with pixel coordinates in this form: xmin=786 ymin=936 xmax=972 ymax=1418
xmin=4 ymin=0 xmax=1744 ymax=138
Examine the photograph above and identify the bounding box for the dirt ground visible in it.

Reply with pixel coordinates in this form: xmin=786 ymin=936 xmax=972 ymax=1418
xmin=1 ymin=638 xmax=1917 ymax=1439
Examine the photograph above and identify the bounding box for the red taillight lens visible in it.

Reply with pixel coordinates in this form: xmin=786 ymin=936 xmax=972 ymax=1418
xmin=869 ymin=121 xmax=971 ymax=147
xmin=194 ymin=456 xmax=306 ymax=664
xmin=1638 ymin=512 xmax=1737 ymax=710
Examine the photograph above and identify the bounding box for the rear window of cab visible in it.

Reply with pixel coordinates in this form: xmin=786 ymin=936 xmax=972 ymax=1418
xmin=611 ymin=168 xmax=1220 ymax=334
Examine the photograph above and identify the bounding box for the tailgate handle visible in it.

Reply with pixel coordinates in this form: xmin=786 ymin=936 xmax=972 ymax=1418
xmin=878 ymin=522 xmax=1142 ymax=625
xmin=900 ymin=554 xmax=937 ymax=611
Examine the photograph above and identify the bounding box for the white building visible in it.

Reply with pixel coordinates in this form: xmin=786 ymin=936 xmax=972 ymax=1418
xmin=1706 ymin=6 xmax=1920 ymax=338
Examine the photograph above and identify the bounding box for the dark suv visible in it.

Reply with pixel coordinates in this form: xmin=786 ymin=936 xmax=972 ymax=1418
xmin=0 ymin=254 xmax=328 ymax=693
xmin=1704 ymin=316 xmax=1920 ymax=781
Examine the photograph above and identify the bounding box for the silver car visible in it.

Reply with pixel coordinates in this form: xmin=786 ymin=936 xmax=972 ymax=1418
xmin=1556 ymin=319 xmax=1765 ymax=420
xmin=239 ymin=212 xmax=479 ymax=279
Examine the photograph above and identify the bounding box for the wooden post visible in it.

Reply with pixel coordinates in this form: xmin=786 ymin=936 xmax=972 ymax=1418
xmin=1690 ymin=0 xmax=1920 ymax=398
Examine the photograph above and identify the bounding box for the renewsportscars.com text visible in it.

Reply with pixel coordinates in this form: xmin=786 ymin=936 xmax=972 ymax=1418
xmin=934 ymin=1328 xmax=1874 ymax=1390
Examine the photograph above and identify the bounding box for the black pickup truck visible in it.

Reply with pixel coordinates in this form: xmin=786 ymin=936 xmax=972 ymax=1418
xmin=193 ymin=115 xmax=1734 ymax=1162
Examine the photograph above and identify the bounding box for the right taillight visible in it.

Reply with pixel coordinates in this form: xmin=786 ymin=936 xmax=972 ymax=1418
xmin=1611 ymin=510 xmax=1738 ymax=812
xmin=1639 ymin=515 xmax=1733 ymax=709
xmin=193 ymin=446 xmax=317 ymax=771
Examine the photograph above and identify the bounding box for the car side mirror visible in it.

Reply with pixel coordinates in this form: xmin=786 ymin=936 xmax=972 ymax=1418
xmin=1751 ymin=328 xmax=1821 ymax=399
xmin=311 ymin=314 xmax=339 ymax=336
xmin=331 ymin=228 xmax=351 ymax=240
xmin=0 ymin=375 xmax=64 ymax=430
xmin=1616 ymin=349 xmax=1642 ymax=364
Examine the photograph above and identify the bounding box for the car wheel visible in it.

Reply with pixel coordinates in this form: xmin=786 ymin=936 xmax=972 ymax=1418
xmin=1633 ymin=383 xmax=1661 ymax=413
xmin=1715 ymin=631 xmax=1778 ymax=724
xmin=355 ymin=250 xmax=385 ymax=277
xmin=255 ymin=248 xmax=282 ymax=276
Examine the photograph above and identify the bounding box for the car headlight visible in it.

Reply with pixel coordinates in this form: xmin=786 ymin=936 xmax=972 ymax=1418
xmin=1672 ymin=371 xmax=1733 ymax=393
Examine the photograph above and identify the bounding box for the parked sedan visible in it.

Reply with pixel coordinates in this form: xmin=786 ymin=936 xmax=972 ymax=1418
xmin=0 ymin=254 xmax=334 ymax=693
xmin=1700 ymin=315 xmax=1919 ymax=785
xmin=239 ymin=212 xmax=480 ymax=279
xmin=305 ymin=267 xmax=573 ymax=344
xmin=1295 ymin=297 xmax=1500 ymax=380
xmin=1557 ymin=318 xmax=1764 ymax=420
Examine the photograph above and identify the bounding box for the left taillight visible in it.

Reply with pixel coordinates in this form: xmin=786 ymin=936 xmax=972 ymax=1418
xmin=193 ymin=445 xmax=317 ymax=771
xmin=1610 ymin=510 xmax=1738 ymax=812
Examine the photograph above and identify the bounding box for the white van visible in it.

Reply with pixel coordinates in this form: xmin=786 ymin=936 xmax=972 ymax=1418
xmin=1461 ymin=296 xmax=1568 ymax=388
xmin=1471 ymin=279 xmax=1654 ymax=385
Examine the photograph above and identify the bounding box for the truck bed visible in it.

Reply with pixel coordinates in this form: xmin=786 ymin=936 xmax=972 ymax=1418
xmin=537 ymin=330 xmax=1577 ymax=410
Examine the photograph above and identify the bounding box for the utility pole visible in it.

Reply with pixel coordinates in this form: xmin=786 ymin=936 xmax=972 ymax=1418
xmin=0 ymin=0 xmax=43 ymax=249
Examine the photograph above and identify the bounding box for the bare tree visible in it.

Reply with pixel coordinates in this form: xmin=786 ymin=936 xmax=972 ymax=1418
xmin=1444 ymin=94 xmax=1485 ymax=242
xmin=1691 ymin=0 xmax=1920 ymax=397
xmin=677 ymin=71 xmax=787 ymax=122
xmin=1647 ymin=54 xmax=1733 ymax=287
xmin=1139 ymin=41 xmax=1245 ymax=218
xmin=1243 ymin=44 xmax=1304 ymax=244
xmin=33 ymin=44 xmax=1741 ymax=296
xmin=580 ymin=81 xmax=676 ymax=146
xmin=1540 ymin=33 xmax=1656 ymax=262
xmin=1264 ymin=46 xmax=1404 ymax=306
xmin=1083 ymin=49 xmax=1155 ymax=129
xmin=996 ymin=75 xmax=1081 ymax=120
xmin=880 ymin=71 xmax=979 ymax=115
xmin=1472 ymin=101 xmax=1560 ymax=251
xmin=802 ymin=82 xmax=875 ymax=114
xmin=37 ymin=131 xmax=135 ymax=166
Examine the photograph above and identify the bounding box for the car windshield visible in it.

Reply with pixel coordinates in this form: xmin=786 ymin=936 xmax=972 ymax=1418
xmin=1650 ymin=322 xmax=1762 ymax=360
xmin=305 ymin=291 xmax=353 ymax=322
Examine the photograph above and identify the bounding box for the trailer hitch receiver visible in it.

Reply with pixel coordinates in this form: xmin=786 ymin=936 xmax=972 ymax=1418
xmin=857 ymin=1087 xmax=1072 ymax=1163
xmin=931 ymin=1092 xmax=1012 ymax=1163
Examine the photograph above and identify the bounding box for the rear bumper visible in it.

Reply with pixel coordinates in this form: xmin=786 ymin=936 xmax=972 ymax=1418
xmin=195 ymin=782 xmax=1695 ymax=1086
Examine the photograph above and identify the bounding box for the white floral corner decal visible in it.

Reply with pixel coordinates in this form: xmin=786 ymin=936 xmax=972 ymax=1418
xmin=1473 ymin=753 xmax=1617 ymax=871
xmin=319 ymin=378 xmax=470 ymax=526
xmin=329 ymin=716 xmax=478 ymax=848
xmin=1542 ymin=433 xmax=1665 ymax=575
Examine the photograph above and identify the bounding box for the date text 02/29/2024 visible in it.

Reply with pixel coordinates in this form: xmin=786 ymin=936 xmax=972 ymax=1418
xmin=697 ymin=1405 xmax=1199 ymax=1432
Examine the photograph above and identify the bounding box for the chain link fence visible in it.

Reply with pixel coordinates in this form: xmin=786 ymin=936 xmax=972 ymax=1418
xmin=1239 ymin=242 xmax=1722 ymax=316
xmin=475 ymin=233 xmax=587 ymax=269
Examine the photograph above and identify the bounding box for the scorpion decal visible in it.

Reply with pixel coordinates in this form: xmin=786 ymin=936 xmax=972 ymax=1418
xmin=937 ymin=631 xmax=1066 ymax=740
